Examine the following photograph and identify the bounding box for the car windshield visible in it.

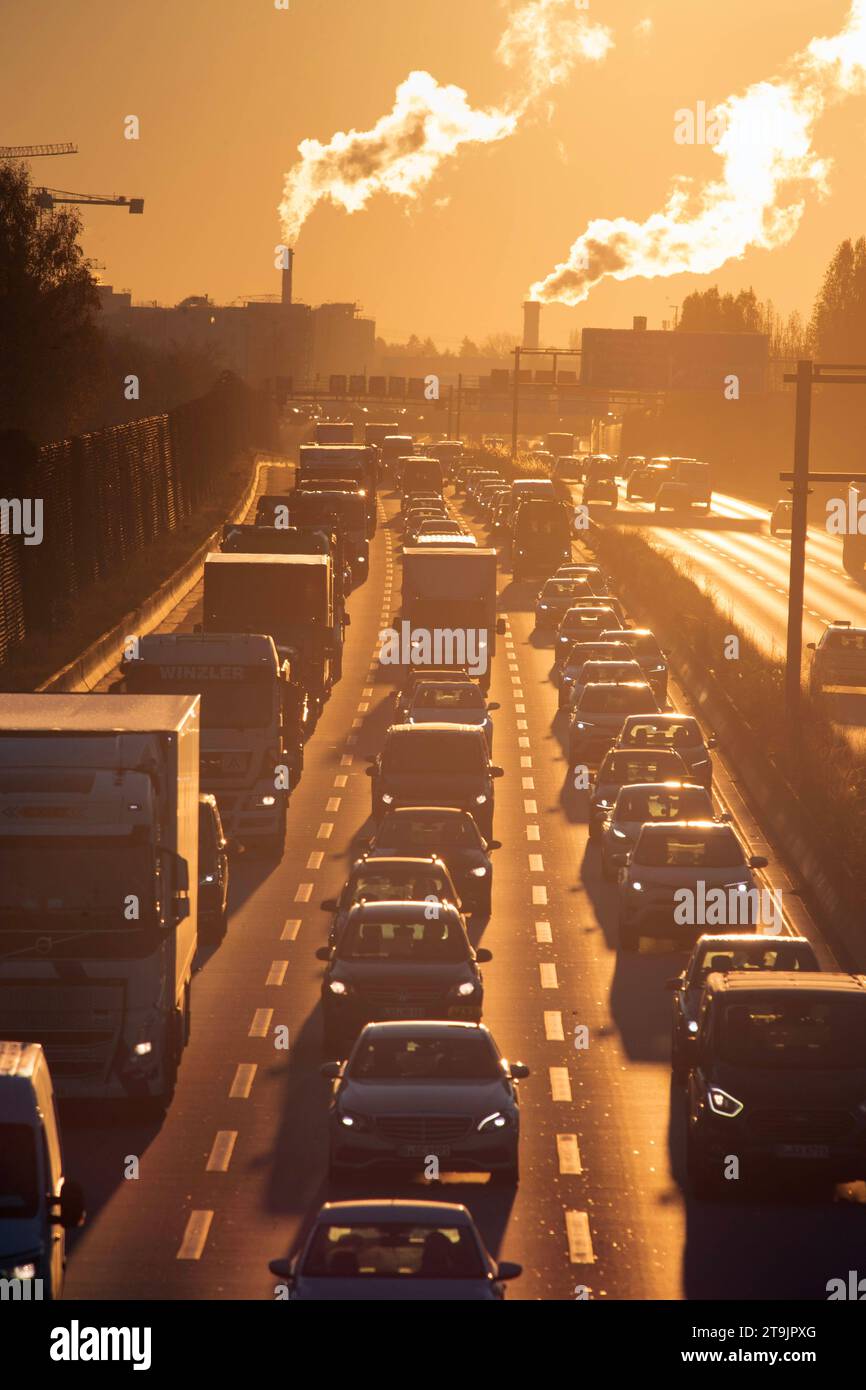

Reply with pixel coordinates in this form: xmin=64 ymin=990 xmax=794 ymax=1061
xmin=413 ymin=685 xmax=484 ymax=711
xmin=599 ymin=752 xmax=685 ymax=784
xmin=337 ymin=916 xmax=469 ymax=962
xmin=622 ymin=720 xmax=702 ymax=749
xmin=348 ymin=871 xmax=448 ymax=903
xmin=576 ymin=685 xmax=655 ymax=714
xmin=578 ymin=662 xmax=640 ymax=684
xmin=383 ymin=732 xmax=486 ymax=775
xmin=621 ymin=634 xmax=663 ymax=660
xmin=719 ymin=996 xmax=866 ymax=1069
xmin=543 ymin=580 xmax=587 ymax=598
xmin=566 ymin=644 xmax=631 ymax=669
xmin=556 ymin=462 xmax=583 ymax=479
xmin=615 ymin=786 xmax=710 ymax=821
xmin=0 ymin=1123 xmax=38 ymax=1218
xmin=632 ymin=828 xmax=744 ymax=868
xmin=693 ymin=943 xmax=817 ymax=980
xmin=302 ymin=1221 xmax=486 ymax=1279
xmin=379 ymin=814 xmax=481 ymax=849
xmin=825 ymin=630 xmax=866 ymax=650
xmin=349 ymin=1033 xmax=500 ymax=1081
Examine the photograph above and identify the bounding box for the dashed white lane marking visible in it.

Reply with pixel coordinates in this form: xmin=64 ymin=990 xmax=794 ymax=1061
xmin=306 ymin=851 xmax=324 ymax=870
xmin=521 ymin=755 xmax=533 ymax=768
xmin=177 ymin=1211 xmax=213 ymax=1261
xmin=229 ymin=1064 xmax=257 ymax=1099
xmin=358 ymin=702 xmax=370 ymax=713
xmin=281 ymin=917 xmax=301 ymax=941
xmin=526 ymin=824 xmax=541 ymax=841
xmin=524 ymin=799 xmax=538 ymax=814
xmin=340 ymin=754 xmax=353 ymax=767
xmin=317 ymin=823 xmax=334 ymax=840
xmin=550 ymin=1066 xmax=572 ymax=1102
xmin=206 ymin=1131 xmax=237 ymax=1173
xmin=528 ymin=854 xmax=545 ymax=872
xmin=249 ymin=1008 xmax=273 ymax=1037
xmin=522 ymin=777 xmax=535 ymax=790
xmin=515 ymin=703 xmax=526 ymax=714
xmin=266 ymin=961 xmax=288 ymax=987
xmin=346 ymin=734 xmax=357 ymax=747
xmin=565 ymin=1210 xmax=595 ymax=1264
xmin=557 ymin=1134 xmax=583 ymax=1176
xmin=514 ymin=689 xmax=524 ymax=699
xmin=544 ymin=1011 xmax=565 ymax=1041
xmin=517 ymin=719 xmax=528 ymax=730
xmin=518 ymin=736 xmax=531 ymax=748
xmin=352 ymin=718 xmax=363 ymax=729
xmin=294 ymin=883 xmax=313 ymax=903
xmin=535 ymin=921 xmax=552 ymax=943
xmin=539 ymin=962 xmax=558 ymax=988
xmin=334 ymin=775 xmax=348 ymax=788
xmin=533 ymin=885 xmax=549 ymax=906
xmin=326 ymin=797 xmax=341 ymax=813
xmin=363 ymin=688 xmax=373 ymax=697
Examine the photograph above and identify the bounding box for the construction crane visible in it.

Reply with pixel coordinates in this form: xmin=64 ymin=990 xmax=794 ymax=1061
xmin=33 ymin=188 xmax=144 ymax=214
xmin=0 ymin=142 xmax=78 ymax=159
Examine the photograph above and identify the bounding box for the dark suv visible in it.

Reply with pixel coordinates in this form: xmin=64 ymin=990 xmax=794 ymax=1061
xmin=686 ymin=972 xmax=866 ymax=1196
xmin=368 ymin=725 xmax=503 ymax=839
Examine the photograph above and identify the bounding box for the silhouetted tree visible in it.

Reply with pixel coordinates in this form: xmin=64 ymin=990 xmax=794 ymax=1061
xmin=677 ymin=286 xmax=763 ymax=333
xmin=809 ymin=237 xmax=866 ymax=360
xmin=0 ymin=162 xmax=100 ymax=440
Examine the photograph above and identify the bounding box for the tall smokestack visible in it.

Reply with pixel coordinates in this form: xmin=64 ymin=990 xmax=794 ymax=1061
xmin=523 ymin=300 xmax=540 ymax=351
xmin=281 ymin=248 xmax=295 ymax=306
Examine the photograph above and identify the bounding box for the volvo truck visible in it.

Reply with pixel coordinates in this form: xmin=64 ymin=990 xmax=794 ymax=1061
xmin=400 ymin=547 xmax=504 ymax=693
xmin=0 ymin=694 xmax=199 ymax=1111
xmin=118 ymin=632 xmax=303 ymax=852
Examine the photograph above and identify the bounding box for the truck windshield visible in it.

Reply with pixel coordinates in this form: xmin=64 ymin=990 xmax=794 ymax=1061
xmin=140 ymin=677 xmax=273 ymax=730
xmin=383 ymin=732 xmax=486 ymax=775
xmin=0 ymin=1124 xmax=38 ymax=1218
xmin=720 ymin=996 xmax=866 ymax=1069
xmin=0 ymin=837 xmax=157 ymax=930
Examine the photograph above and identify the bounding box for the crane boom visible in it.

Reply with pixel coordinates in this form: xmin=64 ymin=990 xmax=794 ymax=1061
xmin=33 ymin=187 xmax=144 ymax=214
xmin=0 ymin=143 xmax=78 ymax=159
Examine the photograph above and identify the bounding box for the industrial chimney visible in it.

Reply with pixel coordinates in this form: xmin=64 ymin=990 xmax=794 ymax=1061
xmin=281 ymin=248 xmax=295 ymax=306
xmin=523 ymin=300 xmax=541 ymax=352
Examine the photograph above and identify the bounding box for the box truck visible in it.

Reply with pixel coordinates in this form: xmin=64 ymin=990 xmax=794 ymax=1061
xmin=203 ymin=553 xmax=335 ymax=716
xmin=119 ymin=632 xmax=303 ymax=853
xmin=400 ymin=548 xmax=504 ymax=692
xmin=298 ymin=444 xmax=378 ymax=531
xmin=0 ymin=694 xmax=199 ymax=1110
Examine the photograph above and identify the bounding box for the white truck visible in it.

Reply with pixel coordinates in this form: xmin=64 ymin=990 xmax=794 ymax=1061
xmin=0 ymin=694 xmax=199 ymax=1111
xmin=118 ymin=632 xmax=304 ymax=853
xmin=400 ymin=548 xmax=504 ymax=693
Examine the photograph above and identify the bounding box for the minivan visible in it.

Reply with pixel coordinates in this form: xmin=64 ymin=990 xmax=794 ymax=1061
xmin=0 ymin=1042 xmax=85 ymax=1299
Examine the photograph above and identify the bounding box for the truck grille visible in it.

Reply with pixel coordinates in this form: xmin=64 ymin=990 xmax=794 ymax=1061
xmin=0 ymin=982 xmax=123 ymax=1079
xmin=749 ymin=1109 xmax=855 ymax=1142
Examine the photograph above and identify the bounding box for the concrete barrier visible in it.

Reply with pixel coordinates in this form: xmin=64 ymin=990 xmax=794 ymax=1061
xmin=39 ymin=455 xmax=289 ymax=694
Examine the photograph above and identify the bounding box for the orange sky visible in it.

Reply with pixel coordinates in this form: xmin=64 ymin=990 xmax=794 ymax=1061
xmin=3 ymin=0 xmax=862 ymax=346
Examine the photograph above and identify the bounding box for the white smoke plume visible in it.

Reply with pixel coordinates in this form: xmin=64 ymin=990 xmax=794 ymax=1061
xmin=529 ymin=0 xmax=866 ymax=305
xmin=279 ymin=0 xmax=613 ymax=244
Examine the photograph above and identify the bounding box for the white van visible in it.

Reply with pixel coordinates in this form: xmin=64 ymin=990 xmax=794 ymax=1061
xmin=0 ymin=1042 xmax=85 ymax=1299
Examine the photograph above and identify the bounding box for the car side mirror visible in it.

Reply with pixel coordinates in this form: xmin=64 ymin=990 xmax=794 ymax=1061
xmin=718 ymin=812 xmax=732 ymax=822
xmin=665 ymin=977 xmax=683 ymax=990
xmin=611 ymin=853 xmax=627 ymax=867
xmin=365 ymin=766 xmax=375 ymax=777
xmin=315 ymin=946 xmax=332 ymax=962
xmin=344 ymin=613 xmax=352 ymax=627
xmin=487 ymin=839 xmax=502 ymax=851
xmin=319 ymin=1061 xmax=341 ymax=1080
xmin=806 ymin=642 xmax=816 ymax=651
xmin=749 ymin=855 xmax=768 ymax=869
xmin=268 ymin=1259 xmax=294 ymax=1281
xmin=491 ymin=766 xmax=505 ymax=779
xmin=706 ymin=736 xmax=717 ymax=749
xmin=320 ymin=898 xmax=338 ymax=912
xmin=487 ymin=702 xmax=501 ymax=712
xmin=475 ymin=948 xmax=493 ymax=963
xmin=510 ymin=1062 xmax=530 ymax=1079
xmin=56 ymin=1178 xmax=86 ymax=1230
xmin=496 ymin=618 xmax=507 ymax=636
xmin=496 ymin=1261 xmax=523 ymax=1282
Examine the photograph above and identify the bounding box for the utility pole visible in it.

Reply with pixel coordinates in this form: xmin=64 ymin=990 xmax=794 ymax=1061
xmin=511 ymin=347 xmax=522 ymax=461
xmin=456 ymin=373 xmax=463 ymax=441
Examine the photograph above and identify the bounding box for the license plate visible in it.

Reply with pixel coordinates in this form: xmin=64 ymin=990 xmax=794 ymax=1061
xmin=379 ymin=1005 xmax=428 ymax=1019
xmin=776 ymin=1143 xmax=829 ymax=1159
xmin=399 ymin=1145 xmax=450 ymax=1158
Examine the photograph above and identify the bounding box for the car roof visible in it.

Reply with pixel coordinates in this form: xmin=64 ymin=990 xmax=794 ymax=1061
xmin=693 ymin=933 xmax=811 ymax=949
xmin=707 ymin=971 xmax=865 ymax=995
xmin=637 ymin=818 xmax=732 ymax=834
xmin=386 ymin=722 xmax=486 ymax=737
xmin=357 ymin=1020 xmax=490 ymax=1040
xmin=581 ymin=680 xmax=652 ymax=693
xmin=351 ymin=854 xmax=447 ymax=873
xmin=382 ymin=805 xmax=471 ymax=821
xmin=563 ymin=605 xmax=618 ymax=618
xmin=315 ymin=1199 xmax=474 ymax=1225
xmin=614 ymin=780 xmax=707 ymax=794
xmin=622 ymin=712 xmax=697 ymax=724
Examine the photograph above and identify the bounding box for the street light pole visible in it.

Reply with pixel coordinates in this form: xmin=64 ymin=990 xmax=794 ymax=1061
xmin=784 ymin=360 xmax=813 ymax=721
xmin=511 ymin=347 xmax=521 ymax=461
xmin=456 ymin=372 xmax=463 ymax=442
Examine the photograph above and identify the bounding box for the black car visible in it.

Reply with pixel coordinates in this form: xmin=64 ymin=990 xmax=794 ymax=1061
xmin=668 ymin=933 xmax=820 ymax=1083
xmin=686 ymin=972 xmax=866 ymax=1195
xmin=316 ymin=901 xmax=491 ymax=1050
xmin=367 ymin=725 xmax=503 ymax=840
xmin=598 ymin=628 xmax=669 ymax=704
xmin=320 ymin=854 xmax=461 ymax=944
xmin=364 ymin=806 xmax=499 ymax=916
xmin=198 ymin=793 xmax=229 ymax=942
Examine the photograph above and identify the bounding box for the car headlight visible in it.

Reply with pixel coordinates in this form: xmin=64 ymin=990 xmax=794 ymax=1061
xmin=260 ymin=795 xmax=277 ymax=807
xmin=707 ymin=1087 xmax=743 ymax=1118
xmin=538 ymin=604 xmax=548 ymax=611
xmin=595 ymin=799 xmax=610 ymax=809
xmin=651 ymin=665 xmax=667 ymax=673
xmin=477 ymin=1111 xmax=514 ymax=1133
xmin=338 ymin=1110 xmax=371 ymax=1131
xmin=357 ymin=554 xmax=367 ymax=562
xmin=687 ymin=1021 xmax=699 ymax=1035
xmin=612 ymin=827 xmax=627 ymax=840
xmin=328 ymin=980 xmax=349 ymax=996
xmin=470 ymin=866 xmax=488 ymax=877
xmin=381 ymin=793 xmax=394 ymax=805
xmin=203 ymin=873 xmax=215 ymax=883
xmin=455 ymin=981 xmax=477 ymax=997
xmin=630 ymin=881 xmax=643 ymax=892
xmin=475 ymin=794 xmax=488 ymax=805
xmin=574 ymin=722 xmax=591 ymax=731
xmin=0 ymin=1262 xmax=37 ymax=1280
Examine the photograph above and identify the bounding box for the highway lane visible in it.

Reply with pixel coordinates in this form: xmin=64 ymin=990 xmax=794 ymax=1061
xmin=60 ymin=466 xmax=866 ymax=1304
